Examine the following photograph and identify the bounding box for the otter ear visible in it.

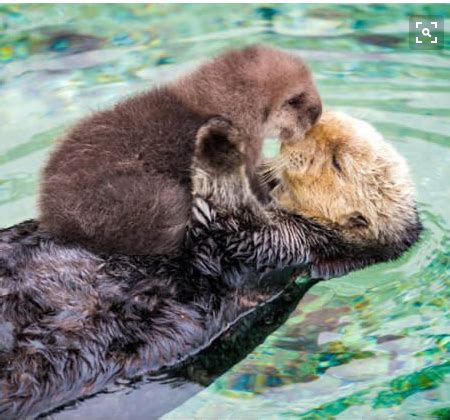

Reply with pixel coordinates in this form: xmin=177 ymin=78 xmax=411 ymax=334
xmin=194 ymin=116 xmax=245 ymax=172
xmin=342 ymin=211 xmax=369 ymax=229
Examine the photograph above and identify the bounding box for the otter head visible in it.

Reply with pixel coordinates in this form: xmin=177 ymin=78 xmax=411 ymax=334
xmin=174 ymin=45 xmax=322 ymax=144
xmin=270 ymin=110 xmax=421 ymax=251
xmin=243 ymin=46 xmax=323 ymax=142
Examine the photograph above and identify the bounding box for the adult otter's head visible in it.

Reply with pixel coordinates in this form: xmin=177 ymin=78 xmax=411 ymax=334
xmin=268 ymin=110 xmax=422 ymax=256
xmin=172 ymin=45 xmax=322 ymax=143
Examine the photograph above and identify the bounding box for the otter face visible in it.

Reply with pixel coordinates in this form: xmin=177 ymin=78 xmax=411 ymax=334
xmin=267 ymin=82 xmax=322 ymax=142
xmin=270 ymin=110 xmax=418 ymax=245
xmin=239 ymin=46 xmax=322 ymax=142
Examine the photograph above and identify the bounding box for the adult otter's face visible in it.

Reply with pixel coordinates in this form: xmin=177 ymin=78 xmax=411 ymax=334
xmin=272 ymin=110 xmax=418 ymax=245
xmin=266 ymin=78 xmax=322 ymax=143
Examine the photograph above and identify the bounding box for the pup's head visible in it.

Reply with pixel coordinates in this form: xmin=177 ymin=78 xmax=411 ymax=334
xmin=175 ymin=45 xmax=322 ymax=142
xmin=268 ymin=110 xmax=421 ymax=249
xmin=243 ymin=46 xmax=322 ymax=141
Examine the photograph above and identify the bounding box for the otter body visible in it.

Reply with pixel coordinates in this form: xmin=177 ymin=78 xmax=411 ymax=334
xmin=0 ymin=154 xmax=342 ymax=416
xmin=39 ymin=45 xmax=322 ymax=255
xmin=0 ymin=117 xmax=421 ymax=417
xmin=40 ymin=88 xmax=205 ymax=256
xmin=0 ymin=221 xmax=304 ymax=418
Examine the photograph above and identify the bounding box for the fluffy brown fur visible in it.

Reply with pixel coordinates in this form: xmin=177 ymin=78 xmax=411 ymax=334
xmin=39 ymin=45 xmax=322 ymax=256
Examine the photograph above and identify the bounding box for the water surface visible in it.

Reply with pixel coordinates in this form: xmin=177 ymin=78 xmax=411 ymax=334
xmin=0 ymin=4 xmax=449 ymax=419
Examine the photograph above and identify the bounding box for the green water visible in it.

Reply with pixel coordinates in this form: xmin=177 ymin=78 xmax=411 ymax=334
xmin=1 ymin=4 xmax=449 ymax=419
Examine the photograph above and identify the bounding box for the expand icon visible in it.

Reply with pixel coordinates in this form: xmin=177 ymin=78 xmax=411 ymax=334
xmin=415 ymin=21 xmax=439 ymax=44
xmin=409 ymin=16 xmax=444 ymax=50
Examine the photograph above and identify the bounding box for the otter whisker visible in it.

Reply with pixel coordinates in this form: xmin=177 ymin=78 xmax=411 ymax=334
xmin=258 ymin=157 xmax=287 ymax=185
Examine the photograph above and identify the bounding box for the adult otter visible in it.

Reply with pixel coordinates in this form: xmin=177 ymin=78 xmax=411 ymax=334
xmin=0 ymin=116 xmax=420 ymax=417
xmin=263 ymin=110 xmax=420 ymax=276
xmin=38 ymin=45 xmax=322 ymax=256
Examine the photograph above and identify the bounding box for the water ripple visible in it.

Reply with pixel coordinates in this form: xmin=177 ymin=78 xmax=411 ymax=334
xmin=0 ymin=4 xmax=448 ymax=419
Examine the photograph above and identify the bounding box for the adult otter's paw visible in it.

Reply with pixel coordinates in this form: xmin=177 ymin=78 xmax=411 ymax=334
xmin=194 ymin=116 xmax=245 ymax=174
xmin=191 ymin=116 xmax=257 ymax=212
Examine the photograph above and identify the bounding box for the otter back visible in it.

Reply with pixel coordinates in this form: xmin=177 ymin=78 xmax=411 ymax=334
xmin=38 ymin=45 xmax=322 ymax=255
xmin=39 ymin=87 xmax=206 ymax=255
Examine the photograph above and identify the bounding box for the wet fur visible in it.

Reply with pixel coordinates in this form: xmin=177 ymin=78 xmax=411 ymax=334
xmin=0 ymin=221 xmax=306 ymax=418
xmin=0 ymin=119 xmax=421 ymax=417
xmin=39 ymin=45 xmax=321 ymax=255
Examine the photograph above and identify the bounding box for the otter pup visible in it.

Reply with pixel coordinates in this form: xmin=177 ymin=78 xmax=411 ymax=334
xmin=39 ymin=45 xmax=322 ymax=256
xmin=0 ymin=117 xmax=420 ymax=417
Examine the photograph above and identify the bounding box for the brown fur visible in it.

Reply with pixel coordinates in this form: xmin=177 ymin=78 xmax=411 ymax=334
xmin=39 ymin=45 xmax=321 ymax=256
xmin=0 ymin=117 xmax=421 ymax=417
xmin=264 ymin=110 xmax=418 ymax=246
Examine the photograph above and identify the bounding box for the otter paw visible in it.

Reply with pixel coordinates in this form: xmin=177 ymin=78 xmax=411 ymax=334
xmin=194 ymin=116 xmax=245 ymax=173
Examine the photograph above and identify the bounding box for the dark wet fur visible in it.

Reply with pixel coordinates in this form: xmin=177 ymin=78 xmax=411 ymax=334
xmin=170 ymin=278 xmax=321 ymax=387
xmin=42 ymin=279 xmax=320 ymax=419
xmin=0 ymin=214 xmax=421 ymax=418
xmin=0 ymin=220 xmax=309 ymax=418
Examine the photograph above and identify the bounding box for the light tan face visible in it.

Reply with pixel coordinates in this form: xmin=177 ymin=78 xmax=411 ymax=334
xmin=271 ymin=110 xmax=416 ymax=242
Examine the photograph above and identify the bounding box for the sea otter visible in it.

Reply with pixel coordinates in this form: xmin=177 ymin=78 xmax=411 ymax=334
xmin=262 ymin=109 xmax=420 ymax=276
xmin=38 ymin=45 xmax=322 ymax=256
xmin=191 ymin=113 xmax=421 ymax=279
xmin=0 ymin=114 xmax=421 ymax=417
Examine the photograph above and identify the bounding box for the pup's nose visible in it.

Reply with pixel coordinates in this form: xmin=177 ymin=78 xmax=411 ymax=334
xmin=307 ymin=104 xmax=322 ymax=125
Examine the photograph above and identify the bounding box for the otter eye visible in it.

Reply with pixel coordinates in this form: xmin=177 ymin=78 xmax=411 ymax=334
xmin=332 ymin=154 xmax=342 ymax=172
xmin=286 ymin=93 xmax=305 ymax=109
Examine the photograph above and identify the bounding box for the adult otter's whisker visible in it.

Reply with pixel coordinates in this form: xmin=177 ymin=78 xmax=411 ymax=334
xmin=258 ymin=158 xmax=287 ymax=185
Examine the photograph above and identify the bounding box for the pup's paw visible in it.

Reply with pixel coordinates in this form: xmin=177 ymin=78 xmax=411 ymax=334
xmin=194 ymin=116 xmax=245 ymax=173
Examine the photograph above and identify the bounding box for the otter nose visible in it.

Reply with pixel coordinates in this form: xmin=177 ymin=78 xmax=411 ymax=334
xmin=307 ymin=104 xmax=322 ymax=125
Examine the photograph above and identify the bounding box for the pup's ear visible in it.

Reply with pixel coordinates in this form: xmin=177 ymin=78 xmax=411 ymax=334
xmin=341 ymin=211 xmax=370 ymax=230
xmin=194 ymin=116 xmax=245 ymax=173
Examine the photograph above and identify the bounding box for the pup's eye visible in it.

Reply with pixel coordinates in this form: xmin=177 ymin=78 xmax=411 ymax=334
xmin=332 ymin=154 xmax=342 ymax=172
xmin=286 ymin=94 xmax=305 ymax=108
